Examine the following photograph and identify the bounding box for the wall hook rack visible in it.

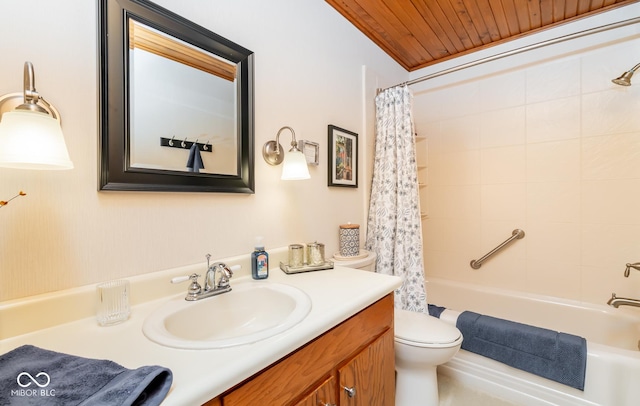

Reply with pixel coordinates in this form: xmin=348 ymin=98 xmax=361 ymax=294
xmin=160 ymin=137 xmax=213 ymax=152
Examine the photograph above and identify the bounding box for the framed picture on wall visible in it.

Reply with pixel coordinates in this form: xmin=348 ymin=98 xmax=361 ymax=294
xmin=328 ymin=125 xmax=358 ymax=188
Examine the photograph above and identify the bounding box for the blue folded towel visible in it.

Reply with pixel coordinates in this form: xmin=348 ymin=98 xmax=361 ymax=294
xmin=186 ymin=143 xmax=204 ymax=172
xmin=428 ymin=303 xmax=446 ymax=318
xmin=0 ymin=345 xmax=172 ymax=405
xmin=456 ymin=311 xmax=587 ymax=390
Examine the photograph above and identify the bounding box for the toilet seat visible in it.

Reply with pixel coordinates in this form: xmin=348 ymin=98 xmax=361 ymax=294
xmin=394 ymin=309 xmax=462 ymax=348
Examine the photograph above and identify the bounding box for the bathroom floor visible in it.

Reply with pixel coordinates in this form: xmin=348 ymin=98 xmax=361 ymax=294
xmin=438 ymin=374 xmax=519 ymax=406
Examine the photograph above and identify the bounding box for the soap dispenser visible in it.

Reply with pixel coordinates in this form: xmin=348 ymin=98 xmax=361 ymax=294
xmin=251 ymin=237 xmax=269 ymax=280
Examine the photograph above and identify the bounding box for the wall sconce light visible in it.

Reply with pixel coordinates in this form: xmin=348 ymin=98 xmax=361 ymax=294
xmin=0 ymin=61 xmax=73 ymax=170
xmin=262 ymin=126 xmax=310 ymax=180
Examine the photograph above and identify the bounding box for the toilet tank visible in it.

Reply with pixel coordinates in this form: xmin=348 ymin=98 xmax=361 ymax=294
xmin=333 ymin=250 xmax=377 ymax=272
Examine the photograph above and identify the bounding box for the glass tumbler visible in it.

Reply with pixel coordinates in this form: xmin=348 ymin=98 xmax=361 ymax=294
xmin=96 ymin=280 xmax=131 ymax=326
xmin=307 ymin=242 xmax=325 ymax=266
xmin=288 ymin=244 xmax=305 ymax=268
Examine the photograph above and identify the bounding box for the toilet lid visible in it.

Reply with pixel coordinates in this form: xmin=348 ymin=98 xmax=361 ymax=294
xmin=394 ymin=309 xmax=462 ymax=348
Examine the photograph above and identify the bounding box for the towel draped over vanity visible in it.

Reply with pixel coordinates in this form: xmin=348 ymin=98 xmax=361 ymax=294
xmin=0 ymin=345 xmax=172 ymax=405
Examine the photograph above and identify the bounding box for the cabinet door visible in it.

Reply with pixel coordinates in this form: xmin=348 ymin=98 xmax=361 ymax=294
xmin=338 ymin=329 xmax=395 ymax=406
xmin=294 ymin=376 xmax=336 ymax=406
xmin=202 ymin=398 xmax=220 ymax=406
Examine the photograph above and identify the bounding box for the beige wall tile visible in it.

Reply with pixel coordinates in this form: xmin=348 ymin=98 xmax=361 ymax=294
xmin=429 ymin=150 xmax=481 ymax=186
xmin=480 ymin=106 xmax=526 ymax=149
xmin=428 ymin=185 xmax=481 ymax=219
xmin=418 ymin=14 xmax=640 ymax=307
xmin=478 ymin=70 xmax=526 ymax=111
xmin=526 ymin=222 xmax=581 ymax=265
xmin=582 ymin=179 xmax=640 ymax=225
xmin=525 ymin=259 xmax=581 ymax=300
xmin=526 ymin=139 xmax=580 ymax=182
xmin=526 ymin=58 xmax=581 ymax=104
xmin=440 ymin=114 xmax=481 ymax=152
xmin=581 ymin=223 xmax=640 ymax=268
xmin=481 ymin=145 xmax=526 ymax=184
xmin=481 ymin=183 xmax=526 ymax=221
xmin=582 ymin=87 xmax=640 ymax=137
xmin=582 ymin=132 xmax=640 ymax=180
xmin=526 ymin=96 xmax=581 ymax=143
xmin=526 ymin=181 xmax=580 ymax=223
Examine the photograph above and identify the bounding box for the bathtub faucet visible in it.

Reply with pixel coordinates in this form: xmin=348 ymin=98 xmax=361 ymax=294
xmin=607 ymin=293 xmax=640 ymax=308
xmin=624 ymin=262 xmax=640 ymax=277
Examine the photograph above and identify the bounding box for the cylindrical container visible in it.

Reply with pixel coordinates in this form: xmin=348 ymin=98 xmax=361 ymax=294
xmin=307 ymin=242 xmax=325 ymax=265
xmin=339 ymin=223 xmax=360 ymax=257
xmin=96 ymin=279 xmax=131 ymax=326
xmin=288 ymin=244 xmax=304 ymax=268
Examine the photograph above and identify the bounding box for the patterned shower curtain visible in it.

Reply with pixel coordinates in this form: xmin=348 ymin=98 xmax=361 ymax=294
xmin=365 ymin=85 xmax=427 ymax=313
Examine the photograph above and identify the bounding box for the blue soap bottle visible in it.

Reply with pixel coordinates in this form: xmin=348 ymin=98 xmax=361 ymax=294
xmin=251 ymin=237 xmax=269 ymax=280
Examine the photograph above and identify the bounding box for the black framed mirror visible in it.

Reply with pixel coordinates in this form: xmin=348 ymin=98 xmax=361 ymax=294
xmin=98 ymin=0 xmax=254 ymax=192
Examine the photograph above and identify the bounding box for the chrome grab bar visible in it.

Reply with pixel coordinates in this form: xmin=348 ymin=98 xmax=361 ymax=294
xmin=470 ymin=229 xmax=525 ymax=269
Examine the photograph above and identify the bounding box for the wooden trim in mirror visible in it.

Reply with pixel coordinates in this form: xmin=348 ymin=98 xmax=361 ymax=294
xmin=129 ymin=20 xmax=236 ymax=82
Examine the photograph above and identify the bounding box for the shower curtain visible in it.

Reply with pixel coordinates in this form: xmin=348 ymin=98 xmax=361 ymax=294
xmin=365 ymin=85 xmax=427 ymax=313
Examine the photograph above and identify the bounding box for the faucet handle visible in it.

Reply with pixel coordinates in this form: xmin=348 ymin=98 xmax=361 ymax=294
xmin=171 ymin=273 xmax=200 ymax=284
xmin=171 ymin=274 xmax=196 ymax=284
xmin=216 ymin=264 xmax=240 ymax=288
xmin=171 ymin=273 xmax=202 ymax=299
xmin=221 ymin=264 xmax=240 ymax=277
xmin=624 ymin=263 xmax=640 ymax=277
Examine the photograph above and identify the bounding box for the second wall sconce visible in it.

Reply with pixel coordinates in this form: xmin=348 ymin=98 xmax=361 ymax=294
xmin=0 ymin=61 xmax=73 ymax=170
xmin=262 ymin=126 xmax=310 ymax=180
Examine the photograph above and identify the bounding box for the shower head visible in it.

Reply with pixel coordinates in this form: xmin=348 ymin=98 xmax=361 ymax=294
xmin=612 ymin=71 xmax=634 ymax=86
xmin=612 ymin=63 xmax=640 ymax=86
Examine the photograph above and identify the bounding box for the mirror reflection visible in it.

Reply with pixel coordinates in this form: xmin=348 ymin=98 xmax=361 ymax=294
xmin=129 ymin=20 xmax=238 ymax=175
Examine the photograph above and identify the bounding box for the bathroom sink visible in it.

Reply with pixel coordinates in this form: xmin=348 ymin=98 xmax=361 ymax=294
xmin=142 ymin=279 xmax=312 ymax=349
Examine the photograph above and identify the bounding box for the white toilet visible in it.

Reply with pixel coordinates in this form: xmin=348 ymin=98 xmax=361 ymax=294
xmin=394 ymin=308 xmax=462 ymax=406
xmin=334 ymin=250 xmax=463 ymax=406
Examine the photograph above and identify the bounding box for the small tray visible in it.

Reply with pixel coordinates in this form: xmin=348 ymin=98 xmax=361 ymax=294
xmin=279 ymin=261 xmax=334 ymax=274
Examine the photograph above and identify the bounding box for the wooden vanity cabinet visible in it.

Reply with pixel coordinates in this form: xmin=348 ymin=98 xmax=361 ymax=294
xmin=205 ymin=293 xmax=395 ymax=406
xmin=294 ymin=376 xmax=336 ymax=406
xmin=338 ymin=329 xmax=394 ymax=405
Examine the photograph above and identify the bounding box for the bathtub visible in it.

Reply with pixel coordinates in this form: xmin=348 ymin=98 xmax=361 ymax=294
xmin=426 ymin=277 xmax=640 ymax=406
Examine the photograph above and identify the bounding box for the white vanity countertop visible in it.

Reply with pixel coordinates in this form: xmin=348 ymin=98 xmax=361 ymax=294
xmin=0 ymin=266 xmax=401 ymax=405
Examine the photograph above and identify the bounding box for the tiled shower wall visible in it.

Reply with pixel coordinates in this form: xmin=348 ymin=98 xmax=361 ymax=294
xmin=413 ymin=25 xmax=640 ymax=306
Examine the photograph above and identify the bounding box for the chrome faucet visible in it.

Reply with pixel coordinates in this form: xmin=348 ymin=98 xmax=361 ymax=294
xmin=205 ymin=258 xmax=234 ymax=291
xmin=607 ymin=293 xmax=640 ymax=308
xmin=172 ymin=254 xmax=236 ymax=301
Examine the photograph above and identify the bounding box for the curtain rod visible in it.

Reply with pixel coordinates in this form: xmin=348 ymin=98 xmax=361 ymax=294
xmin=379 ymin=15 xmax=640 ymax=93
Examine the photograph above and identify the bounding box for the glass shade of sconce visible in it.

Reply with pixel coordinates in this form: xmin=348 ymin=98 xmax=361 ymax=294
xmin=0 ymin=61 xmax=73 ymax=170
xmin=262 ymin=126 xmax=310 ymax=180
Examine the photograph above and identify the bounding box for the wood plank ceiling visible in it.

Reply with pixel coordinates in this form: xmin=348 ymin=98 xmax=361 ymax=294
xmin=326 ymin=0 xmax=638 ymax=71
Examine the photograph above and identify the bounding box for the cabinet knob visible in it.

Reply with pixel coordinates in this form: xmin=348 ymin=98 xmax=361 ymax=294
xmin=343 ymin=385 xmax=356 ymax=398
xmin=318 ymin=403 xmax=336 ymax=406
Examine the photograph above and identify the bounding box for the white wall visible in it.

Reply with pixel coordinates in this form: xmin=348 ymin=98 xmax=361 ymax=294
xmin=0 ymin=0 xmax=407 ymax=301
xmin=412 ymin=4 xmax=640 ymax=306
